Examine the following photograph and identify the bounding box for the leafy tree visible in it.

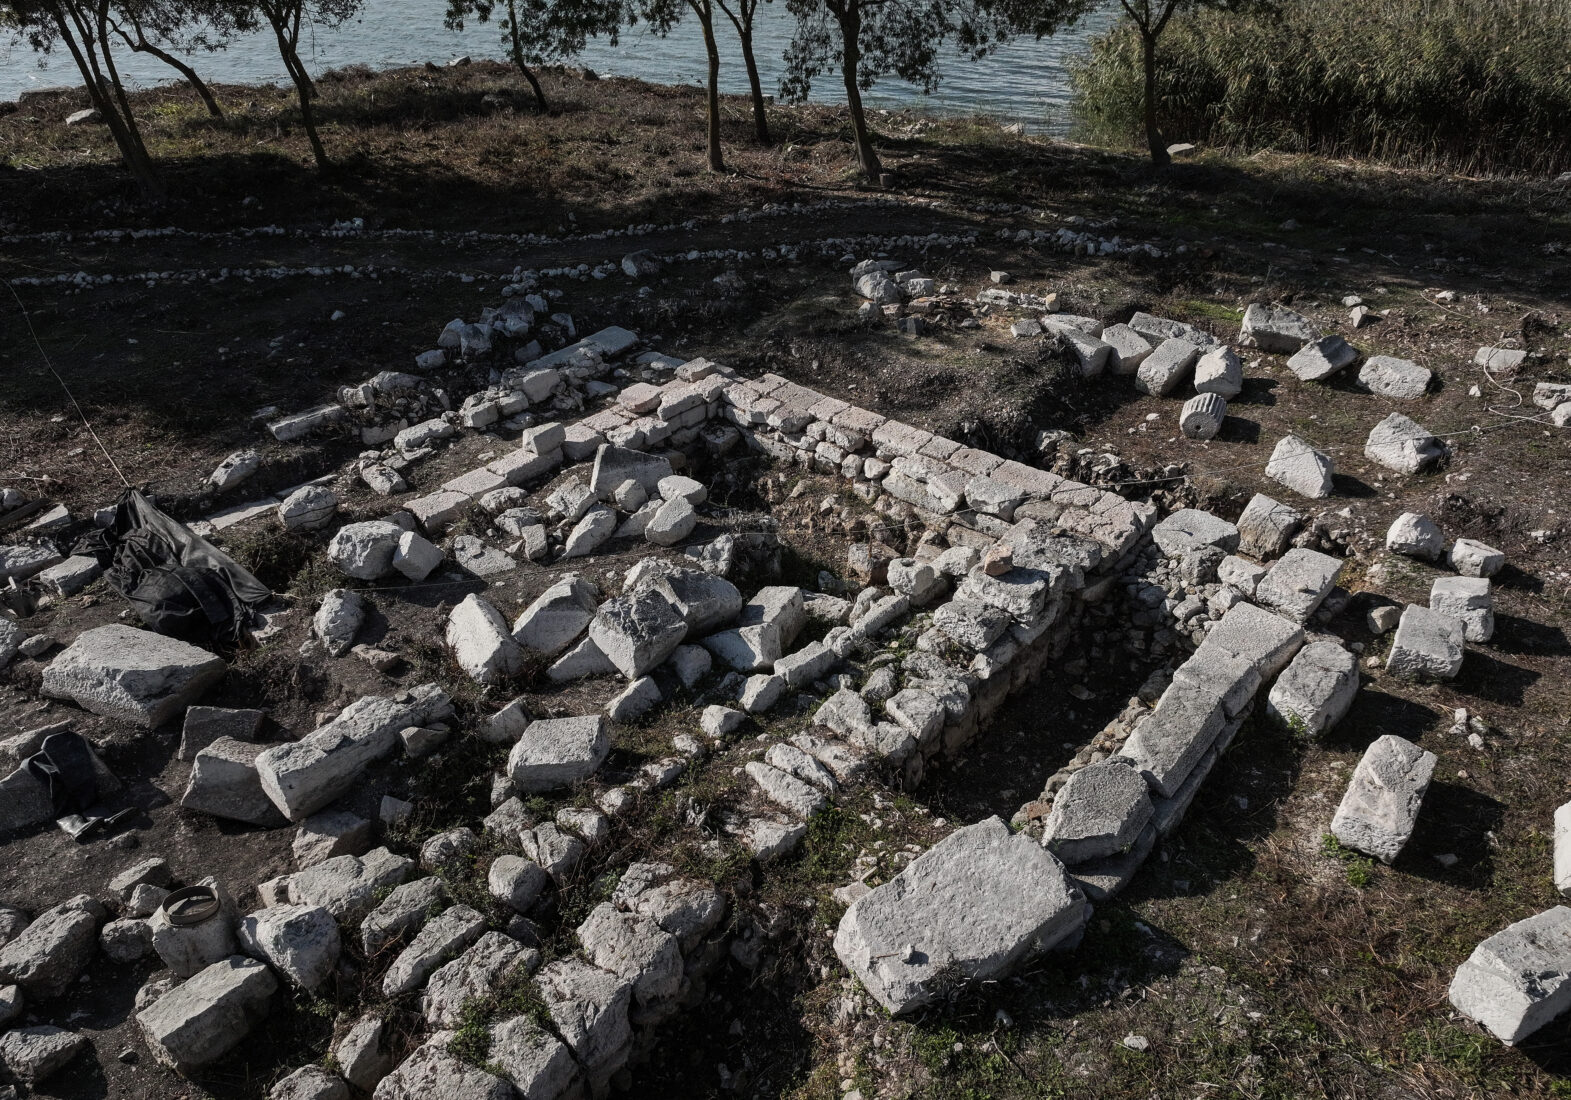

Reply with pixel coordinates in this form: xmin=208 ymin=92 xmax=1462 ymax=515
xmin=5 ymin=0 xmax=164 ymax=197
xmin=250 ymin=0 xmax=363 ymax=169
xmin=781 ymin=0 xmax=1090 ymax=181
xmin=715 ymin=0 xmax=770 ymax=145
xmin=443 ymin=0 xmax=625 ymax=112
xmin=108 ymin=0 xmax=251 ymax=118
xmin=639 ymin=0 xmax=727 ymax=171
xmin=1105 ymin=0 xmax=1268 ymax=167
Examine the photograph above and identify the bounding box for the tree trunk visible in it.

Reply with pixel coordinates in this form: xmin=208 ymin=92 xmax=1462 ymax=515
xmin=53 ymin=5 xmax=163 ymax=199
xmin=269 ymin=22 xmax=329 ymax=169
xmin=836 ymin=7 xmax=881 ymax=180
xmin=1142 ymin=27 xmax=1169 ymax=168
xmin=505 ymin=4 xmax=548 ymax=112
xmin=118 ymin=23 xmax=224 ymax=118
xmin=700 ymin=6 xmax=725 ymax=172
xmin=737 ymin=24 xmax=770 ymax=146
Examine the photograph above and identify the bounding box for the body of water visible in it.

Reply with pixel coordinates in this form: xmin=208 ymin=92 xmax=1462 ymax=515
xmin=1 ymin=2 xmax=1117 ymax=133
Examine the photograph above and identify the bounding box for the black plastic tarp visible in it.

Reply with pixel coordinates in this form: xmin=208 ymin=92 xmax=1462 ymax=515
xmin=75 ymin=488 xmax=272 ymax=648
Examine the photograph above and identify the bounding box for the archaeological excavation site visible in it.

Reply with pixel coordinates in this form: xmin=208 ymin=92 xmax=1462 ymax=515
xmin=1 ymin=203 xmax=1570 ymax=1100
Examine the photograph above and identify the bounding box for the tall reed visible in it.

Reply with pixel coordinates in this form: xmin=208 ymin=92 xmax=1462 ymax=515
xmin=1070 ymin=0 xmax=1571 ymax=175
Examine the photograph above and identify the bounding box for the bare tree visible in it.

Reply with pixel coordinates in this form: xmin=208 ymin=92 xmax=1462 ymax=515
xmin=6 ymin=0 xmax=164 ymax=197
xmin=1103 ymin=0 xmax=1268 ymax=166
xmin=444 ymin=0 xmax=625 ymax=113
xmin=640 ymin=0 xmax=727 ymax=171
xmin=715 ymin=0 xmax=770 ymax=145
xmin=108 ymin=0 xmax=250 ymax=117
xmin=249 ymin=0 xmax=363 ymax=170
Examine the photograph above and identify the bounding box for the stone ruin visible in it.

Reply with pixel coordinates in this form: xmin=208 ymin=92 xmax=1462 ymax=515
xmin=0 ymin=260 xmax=1557 ymax=1096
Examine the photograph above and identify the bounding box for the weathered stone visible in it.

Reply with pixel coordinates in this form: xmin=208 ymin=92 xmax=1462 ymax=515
xmin=257 ymin=685 xmax=452 ymax=820
xmin=590 ymin=445 xmax=672 ymax=497
xmin=1266 ymin=435 xmax=1334 ymax=498
xmin=577 ymin=902 xmax=682 ymax=1014
xmin=648 ymin=568 xmax=742 ymax=635
xmin=1365 ymin=412 xmax=1444 ymax=474
xmin=137 ymin=955 xmax=278 ymax=1071
xmin=1042 ymin=761 xmax=1153 ymax=865
xmin=1386 ymin=512 xmax=1445 ymax=560
xmin=1134 ymin=339 xmax=1200 ymax=396
xmin=446 ymin=594 xmax=523 ymax=684
xmin=507 ymin=716 xmax=610 ymax=792
xmin=589 ymin=590 xmax=688 ymax=678
xmin=1449 ymin=906 xmax=1571 ymax=1045
xmin=293 ymin=810 xmax=371 ymax=869
xmin=270 ymin=1065 xmax=350 ymax=1100
xmin=238 ymin=905 xmax=340 ymax=991
xmin=0 ymin=1025 xmax=89 ymax=1083
xmin=360 ymin=877 xmax=446 ymax=955
xmin=371 ymin=1032 xmax=513 ymax=1099
xmin=1286 ymin=335 xmax=1358 ymax=382
xmin=746 ymin=761 xmax=827 ymax=819
xmin=1431 ymin=576 xmax=1494 ymax=642
xmin=327 ymin=521 xmax=404 ymax=580
xmin=1266 ymin=639 xmax=1359 ymax=735
xmin=488 ymin=1014 xmax=579 ymax=1099
xmin=521 ymin=822 xmax=586 ymax=878
xmin=42 ymin=625 xmax=225 ymax=728
xmin=1358 ymin=355 xmax=1432 ymax=398
xmin=383 ymin=905 xmax=486 ymax=996
xmin=1239 ymin=303 xmax=1319 ymax=353
xmin=512 ymin=575 xmax=598 ymax=656
xmin=1331 ymin=734 xmax=1435 ymax=863
xmin=834 ymin=816 xmax=1085 ymax=1015
xmin=313 ymin=589 xmax=366 ymax=657
xmin=101 ymin=917 xmax=154 ymax=962
xmin=278 ymin=485 xmax=339 ymax=531
xmin=210 ymin=449 xmax=262 ymax=491
xmin=392 ymin=531 xmax=444 ymax=581
xmin=1102 ymin=323 xmax=1153 ymax=373
xmin=487 ymin=855 xmax=549 ymax=913
xmin=1193 ymin=347 xmax=1243 ymax=398
xmin=336 ymin=1015 xmax=395 ymax=1093
xmin=420 ymin=827 xmax=480 ymax=873
xmin=1253 ymin=548 xmax=1344 ymax=622
xmin=606 ymin=675 xmax=661 ymax=721
xmin=933 ymin=599 xmax=1010 ymax=650
xmin=537 ymin=957 xmax=633 ymax=1093
xmin=1234 ymin=494 xmax=1302 ymax=560
xmin=178 ymin=706 xmax=264 ymax=762
xmin=0 ymin=895 xmax=101 ymax=998
xmin=645 ymin=495 xmax=697 ymax=546
xmin=1117 ymin=681 xmax=1226 ymax=798
xmin=289 ymin=848 xmax=416 ymax=926
xmin=1206 ymin=602 xmax=1304 ymax=678
xmin=110 ymin=858 xmax=172 ymax=902
xmin=1450 ymin=538 xmax=1505 ymax=578
xmin=1387 ymin=605 xmax=1465 ymax=680
xmin=1180 ymin=392 xmax=1227 ymax=440
xmin=1556 ymin=803 xmax=1571 ymax=898
xmin=182 ymin=737 xmax=288 ymax=827
xmin=423 ymin=934 xmax=534 ymax=1032
xmin=1152 ymin=509 xmax=1240 ymax=559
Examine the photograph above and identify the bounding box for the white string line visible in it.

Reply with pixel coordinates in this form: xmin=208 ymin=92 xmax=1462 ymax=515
xmin=4 ymin=279 xmax=132 ymax=489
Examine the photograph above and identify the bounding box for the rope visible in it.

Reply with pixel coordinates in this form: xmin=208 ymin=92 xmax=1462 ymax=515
xmin=5 ymin=279 xmax=132 ymax=489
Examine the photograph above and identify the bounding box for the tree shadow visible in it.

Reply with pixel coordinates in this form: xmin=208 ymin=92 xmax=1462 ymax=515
xmin=1397 ymin=780 xmax=1506 ymax=890
xmin=1453 ymin=650 xmax=1540 ymax=707
xmin=1215 ymin=415 xmax=1260 ymax=444
xmin=1490 ymin=614 xmax=1570 ymax=660
xmin=1323 ymin=685 xmax=1440 ymax=755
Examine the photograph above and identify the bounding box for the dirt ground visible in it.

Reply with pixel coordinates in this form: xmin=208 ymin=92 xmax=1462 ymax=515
xmin=3 ymin=63 xmax=1571 ymax=1100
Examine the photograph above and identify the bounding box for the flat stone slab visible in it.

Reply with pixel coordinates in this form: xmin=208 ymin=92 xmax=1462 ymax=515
xmin=1117 ymin=680 xmax=1227 ymax=798
xmin=1287 ymin=335 xmax=1358 ymax=382
xmin=507 ymin=716 xmax=610 ymax=793
xmin=1266 ymin=639 xmax=1359 ymax=735
xmin=1266 ymin=434 xmax=1333 ymax=498
xmin=1449 ymin=906 xmax=1571 ymax=1045
xmin=1330 ymin=734 xmax=1436 ymax=864
xmin=1239 ymin=303 xmax=1319 ymax=353
xmin=1358 ymin=354 xmax=1431 ymax=398
xmin=1253 ymin=548 xmax=1344 ymax=622
xmin=1236 ymin=493 xmax=1303 ymax=560
xmin=1151 ymin=509 xmax=1240 ymax=558
xmin=1042 ymin=761 xmax=1153 ymax=866
xmin=42 ymin=625 xmax=225 ymax=728
xmin=589 ymin=591 xmax=688 ymax=679
xmin=1205 ymin=602 xmax=1305 ymax=679
xmin=137 ymin=955 xmax=277 ymax=1071
xmin=1133 ymin=338 xmax=1199 ymax=396
xmin=372 ymin=1031 xmax=514 ymax=1099
xmin=1386 ymin=605 xmax=1465 ymax=681
xmin=833 ymin=816 xmax=1084 ymax=1015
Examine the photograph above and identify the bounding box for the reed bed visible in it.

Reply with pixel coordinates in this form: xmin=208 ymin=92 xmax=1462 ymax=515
xmin=1070 ymin=0 xmax=1571 ymax=175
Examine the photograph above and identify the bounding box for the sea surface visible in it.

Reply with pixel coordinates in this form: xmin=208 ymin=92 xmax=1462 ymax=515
xmin=0 ymin=2 xmax=1117 ymax=133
